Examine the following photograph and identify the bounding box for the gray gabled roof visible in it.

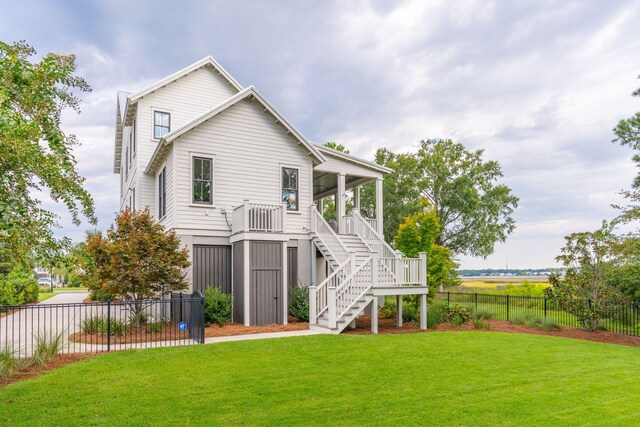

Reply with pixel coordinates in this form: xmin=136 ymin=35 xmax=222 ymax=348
xmin=144 ymin=86 xmax=327 ymax=174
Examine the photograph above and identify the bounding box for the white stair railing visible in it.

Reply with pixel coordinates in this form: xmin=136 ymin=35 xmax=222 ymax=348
xmin=328 ymin=253 xmax=376 ymax=329
xmin=309 ymin=254 xmax=355 ymax=323
xmin=311 ymin=207 xmax=350 ymax=264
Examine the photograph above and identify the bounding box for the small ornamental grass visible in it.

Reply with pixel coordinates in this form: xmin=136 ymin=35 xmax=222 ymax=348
xmin=0 ymin=346 xmax=22 ymax=378
xmin=30 ymin=333 xmax=63 ymax=368
xmin=512 ymin=313 xmax=562 ymax=331
xmin=81 ymin=316 xmax=127 ymax=335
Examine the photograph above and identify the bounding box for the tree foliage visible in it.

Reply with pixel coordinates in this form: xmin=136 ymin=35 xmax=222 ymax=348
xmin=323 ymin=141 xmax=350 ymax=154
xmin=0 ymin=41 xmax=95 ymax=264
xmin=360 ymin=148 xmax=422 ymax=241
xmin=82 ymin=209 xmax=190 ymax=302
xmin=416 ymin=139 xmax=519 ymax=258
xmin=394 ymin=201 xmax=458 ymax=294
xmin=545 ymin=223 xmax=623 ymax=331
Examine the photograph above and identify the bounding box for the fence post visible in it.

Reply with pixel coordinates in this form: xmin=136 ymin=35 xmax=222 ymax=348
xmin=447 ymin=291 xmax=450 ymax=306
xmin=506 ymin=295 xmax=510 ymax=321
xmin=475 ymin=293 xmax=478 ymax=313
xmin=544 ymin=297 xmax=547 ymax=319
xmin=107 ymin=299 xmax=112 ymax=352
xmin=200 ymin=293 xmax=205 ymax=344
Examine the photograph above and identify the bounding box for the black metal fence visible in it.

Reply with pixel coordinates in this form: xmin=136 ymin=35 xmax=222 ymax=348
xmin=436 ymin=292 xmax=640 ymax=337
xmin=0 ymin=291 xmax=205 ymax=359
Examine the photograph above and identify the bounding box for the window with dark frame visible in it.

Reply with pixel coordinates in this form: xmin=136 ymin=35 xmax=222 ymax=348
xmin=192 ymin=157 xmax=213 ymax=204
xmin=154 ymin=111 xmax=171 ymax=139
xmin=282 ymin=167 xmax=299 ymax=211
xmin=158 ymin=167 xmax=166 ymax=218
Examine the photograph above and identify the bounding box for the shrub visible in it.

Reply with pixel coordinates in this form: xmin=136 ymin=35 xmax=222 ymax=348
xmin=511 ymin=313 xmax=538 ymax=326
xmin=30 ymin=333 xmax=63 ymax=368
xmin=472 ymin=319 xmax=491 ymax=330
xmin=89 ymin=289 xmax=116 ymax=301
xmin=379 ymin=299 xmax=397 ymax=319
xmin=204 ymin=288 xmax=232 ymax=327
xmin=81 ymin=316 xmax=126 ymax=335
xmin=288 ymin=284 xmax=310 ymax=322
xmin=443 ymin=304 xmax=471 ymax=326
xmin=511 ymin=313 xmax=561 ymax=331
xmin=0 ymin=266 xmax=39 ymax=305
xmin=402 ymin=302 xmax=419 ymax=324
xmin=0 ymin=346 xmax=22 ymax=378
xmin=540 ymin=318 xmax=562 ymax=331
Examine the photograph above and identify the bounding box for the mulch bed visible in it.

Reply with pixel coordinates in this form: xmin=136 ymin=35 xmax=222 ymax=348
xmin=0 ymin=353 xmax=96 ymax=388
xmin=345 ymin=315 xmax=640 ymax=347
xmin=69 ymin=324 xmax=189 ymax=345
xmin=205 ymin=318 xmax=309 ymax=338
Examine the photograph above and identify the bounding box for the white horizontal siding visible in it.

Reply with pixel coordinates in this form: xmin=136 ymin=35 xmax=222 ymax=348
xmin=173 ymin=98 xmax=313 ymax=234
xmin=133 ymin=65 xmax=239 ymax=212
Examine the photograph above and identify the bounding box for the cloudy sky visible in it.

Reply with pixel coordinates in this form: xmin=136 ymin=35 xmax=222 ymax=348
xmin=2 ymin=0 xmax=639 ymax=269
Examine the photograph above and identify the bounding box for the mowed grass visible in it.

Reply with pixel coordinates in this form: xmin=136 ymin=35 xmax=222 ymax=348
xmin=37 ymin=292 xmax=55 ymax=302
xmin=1 ymin=333 xmax=640 ymax=426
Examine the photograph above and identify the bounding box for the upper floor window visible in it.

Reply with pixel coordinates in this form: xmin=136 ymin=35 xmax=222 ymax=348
xmin=282 ymin=167 xmax=298 ymax=211
xmin=154 ymin=111 xmax=171 ymax=139
xmin=192 ymin=157 xmax=213 ymax=204
xmin=158 ymin=167 xmax=166 ymax=218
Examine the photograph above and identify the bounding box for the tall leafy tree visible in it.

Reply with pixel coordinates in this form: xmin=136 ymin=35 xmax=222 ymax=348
xmin=394 ymin=200 xmax=458 ymax=293
xmin=416 ymin=139 xmax=519 ymax=258
xmin=613 ymin=75 xmax=640 ymax=222
xmin=360 ymin=148 xmax=422 ymax=241
xmin=82 ymin=208 xmax=190 ymax=304
xmin=0 ymin=41 xmax=95 ymax=264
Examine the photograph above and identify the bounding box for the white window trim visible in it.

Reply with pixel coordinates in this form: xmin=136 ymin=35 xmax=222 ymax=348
xmin=280 ymin=163 xmax=301 ymax=214
xmin=189 ymin=152 xmax=215 ymax=208
xmin=151 ymin=107 xmax=172 ymax=142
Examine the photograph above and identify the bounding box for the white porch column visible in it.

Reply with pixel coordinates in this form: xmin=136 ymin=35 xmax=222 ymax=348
xmin=371 ymin=299 xmax=379 ymax=334
xmin=396 ymin=295 xmax=403 ymax=327
xmin=354 ymin=185 xmax=360 ymax=212
xmin=337 ymin=173 xmax=346 ymax=234
xmin=243 ymin=241 xmax=251 ymax=326
xmin=375 ymin=178 xmax=383 ymax=235
xmin=282 ymin=242 xmax=288 ymax=325
xmin=420 ymin=294 xmax=427 ymax=330
xmin=318 ymin=197 xmax=324 ymax=216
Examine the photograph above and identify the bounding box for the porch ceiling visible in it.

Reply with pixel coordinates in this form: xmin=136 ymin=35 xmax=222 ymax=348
xmin=313 ymin=172 xmax=374 ymax=200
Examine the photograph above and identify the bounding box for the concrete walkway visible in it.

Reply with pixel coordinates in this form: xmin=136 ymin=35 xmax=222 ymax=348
xmin=204 ymin=329 xmax=321 ymax=345
xmin=40 ymin=290 xmax=88 ymax=304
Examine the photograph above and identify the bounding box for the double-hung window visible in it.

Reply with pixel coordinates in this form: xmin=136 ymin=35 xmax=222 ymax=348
xmin=192 ymin=157 xmax=213 ymax=204
xmin=154 ymin=111 xmax=171 ymax=139
xmin=282 ymin=167 xmax=299 ymax=211
xmin=158 ymin=167 xmax=166 ymax=218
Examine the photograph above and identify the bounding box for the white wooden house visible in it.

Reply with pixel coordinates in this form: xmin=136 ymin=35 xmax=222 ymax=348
xmin=113 ymin=56 xmax=428 ymax=333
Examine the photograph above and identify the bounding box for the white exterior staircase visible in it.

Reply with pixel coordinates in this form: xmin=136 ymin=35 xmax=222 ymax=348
xmin=309 ymin=207 xmax=426 ymax=334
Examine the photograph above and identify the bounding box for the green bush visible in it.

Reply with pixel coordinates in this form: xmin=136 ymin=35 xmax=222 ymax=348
xmin=30 ymin=333 xmax=63 ymax=368
xmin=66 ymin=274 xmax=83 ymax=288
xmin=379 ymin=299 xmax=397 ymax=319
xmin=89 ymin=289 xmax=116 ymax=301
xmin=288 ymin=284 xmax=309 ymax=322
xmin=0 ymin=266 xmax=39 ymax=305
xmin=511 ymin=313 xmax=561 ymax=331
xmin=443 ymin=304 xmax=471 ymax=326
xmin=81 ymin=316 xmax=127 ymax=335
xmin=204 ymin=288 xmax=232 ymax=327
xmin=402 ymin=302 xmax=419 ymax=324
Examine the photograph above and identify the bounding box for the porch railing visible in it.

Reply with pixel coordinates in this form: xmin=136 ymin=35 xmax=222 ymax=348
xmin=232 ymin=200 xmax=286 ymax=233
xmin=310 ymin=207 xmax=351 ymax=264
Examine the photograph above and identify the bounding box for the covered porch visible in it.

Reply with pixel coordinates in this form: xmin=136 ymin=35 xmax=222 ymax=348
xmin=312 ymin=145 xmax=391 ymax=235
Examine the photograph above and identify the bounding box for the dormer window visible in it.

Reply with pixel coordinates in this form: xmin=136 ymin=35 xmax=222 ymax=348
xmin=154 ymin=111 xmax=171 ymax=139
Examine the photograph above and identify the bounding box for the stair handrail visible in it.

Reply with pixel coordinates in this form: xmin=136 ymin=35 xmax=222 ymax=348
xmin=311 ymin=206 xmax=351 ymax=263
xmin=350 ymin=210 xmax=399 ymax=260
xmin=330 ymin=253 xmax=376 ymax=327
xmin=311 ymin=255 xmax=354 ymax=321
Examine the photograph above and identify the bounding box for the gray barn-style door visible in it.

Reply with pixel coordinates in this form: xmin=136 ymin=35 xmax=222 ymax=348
xmin=192 ymin=245 xmax=232 ymax=294
xmin=250 ymin=242 xmax=283 ymax=326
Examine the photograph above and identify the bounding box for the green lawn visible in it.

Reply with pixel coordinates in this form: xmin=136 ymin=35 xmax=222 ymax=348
xmin=1 ymin=333 xmax=640 ymax=425
xmin=37 ymin=292 xmax=55 ymax=302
